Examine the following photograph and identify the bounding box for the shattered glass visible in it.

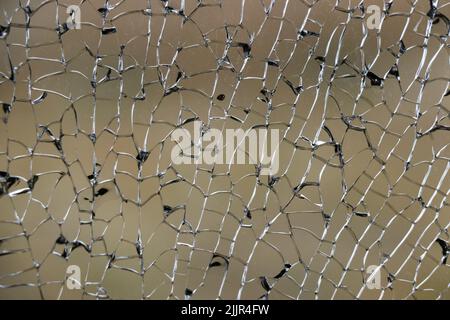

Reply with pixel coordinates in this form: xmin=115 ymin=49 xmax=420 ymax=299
xmin=0 ymin=0 xmax=449 ymax=299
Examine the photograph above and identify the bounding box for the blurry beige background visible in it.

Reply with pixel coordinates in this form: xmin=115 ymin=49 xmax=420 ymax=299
xmin=0 ymin=0 xmax=449 ymax=299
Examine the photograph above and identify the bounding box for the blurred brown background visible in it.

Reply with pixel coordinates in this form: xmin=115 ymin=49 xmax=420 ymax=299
xmin=0 ymin=0 xmax=449 ymax=299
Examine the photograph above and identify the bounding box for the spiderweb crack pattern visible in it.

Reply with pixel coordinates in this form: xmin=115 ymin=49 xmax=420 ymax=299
xmin=0 ymin=0 xmax=449 ymax=299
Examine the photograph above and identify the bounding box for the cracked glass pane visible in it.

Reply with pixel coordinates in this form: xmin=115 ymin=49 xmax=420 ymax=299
xmin=0 ymin=0 xmax=449 ymax=300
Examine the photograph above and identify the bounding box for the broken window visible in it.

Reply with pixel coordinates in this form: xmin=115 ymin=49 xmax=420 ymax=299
xmin=0 ymin=0 xmax=448 ymax=299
